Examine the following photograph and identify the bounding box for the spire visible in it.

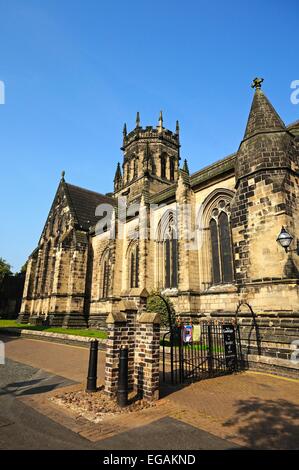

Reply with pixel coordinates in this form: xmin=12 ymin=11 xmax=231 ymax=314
xmin=182 ymin=159 xmax=189 ymax=174
xmin=244 ymin=78 xmax=286 ymax=140
xmin=158 ymin=110 xmax=163 ymax=131
xmin=123 ymin=122 xmax=127 ymax=137
xmin=114 ymin=162 xmax=122 ymax=182
xmin=175 ymin=120 xmax=180 ymax=135
xmin=136 ymin=112 xmax=141 ymax=128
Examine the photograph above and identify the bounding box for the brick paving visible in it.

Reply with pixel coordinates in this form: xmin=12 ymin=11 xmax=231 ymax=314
xmin=2 ymin=335 xmax=299 ymax=449
xmin=165 ymin=372 xmax=299 ymax=449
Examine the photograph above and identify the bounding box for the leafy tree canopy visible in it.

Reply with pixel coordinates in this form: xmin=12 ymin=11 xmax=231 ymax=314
xmin=20 ymin=261 xmax=28 ymax=274
xmin=146 ymin=291 xmax=176 ymax=328
xmin=0 ymin=258 xmax=12 ymax=282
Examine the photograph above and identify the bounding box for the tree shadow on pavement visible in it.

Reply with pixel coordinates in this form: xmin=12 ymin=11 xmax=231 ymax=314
xmin=223 ymin=397 xmax=299 ymax=450
xmin=0 ymin=377 xmax=70 ymax=397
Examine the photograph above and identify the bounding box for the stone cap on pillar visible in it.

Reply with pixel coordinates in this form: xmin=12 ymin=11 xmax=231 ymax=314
xmin=106 ymin=311 xmax=127 ymax=324
xmin=119 ymin=299 xmax=138 ymax=311
xmin=138 ymin=311 xmax=160 ymax=324
xmin=138 ymin=287 xmax=149 ymax=299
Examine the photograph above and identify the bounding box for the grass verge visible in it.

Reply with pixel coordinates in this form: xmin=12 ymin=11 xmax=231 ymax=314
xmin=0 ymin=319 xmax=107 ymax=339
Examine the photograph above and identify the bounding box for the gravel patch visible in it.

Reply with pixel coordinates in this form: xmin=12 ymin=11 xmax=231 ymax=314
xmin=50 ymin=387 xmax=156 ymax=424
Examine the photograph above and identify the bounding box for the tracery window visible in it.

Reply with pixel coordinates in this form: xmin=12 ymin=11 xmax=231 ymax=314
xmin=170 ymin=158 xmax=175 ymax=180
xmin=156 ymin=211 xmax=178 ymax=289
xmin=161 ymin=154 xmax=166 ymax=178
xmin=130 ymin=244 xmax=139 ymax=288
xmin=133 ymin=158 xmax=138 ymax=178
xmin=164 ymin=224 xmax=178 ymax=288
xmin=209 ymin=200 xmax=234 ymax=284
xmin=101 ymin=250 xmax=111 ymax=298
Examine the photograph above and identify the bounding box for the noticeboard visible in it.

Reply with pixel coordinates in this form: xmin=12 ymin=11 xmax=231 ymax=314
xmin=182 ymin=325 xmax=193 ymax=344
xmin=222 ymin=324 xmax=237 ymax=369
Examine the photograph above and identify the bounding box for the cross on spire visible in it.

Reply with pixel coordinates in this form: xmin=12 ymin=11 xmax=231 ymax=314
xmin=251 ymin=77 xmax=264 ymax=90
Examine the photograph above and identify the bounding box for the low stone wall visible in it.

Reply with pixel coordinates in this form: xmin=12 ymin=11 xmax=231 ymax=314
xmin=0 ymin=327 xmax=107 ymax=350
xmin=247 ymin=354 xmax=299 ymax=379
xmin=177 ymin=310 xmax=299 ymax=378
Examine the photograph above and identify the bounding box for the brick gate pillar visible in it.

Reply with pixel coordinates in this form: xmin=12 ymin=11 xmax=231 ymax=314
xmin=120 ymin=301 xmax=138 ymax=391
xmin=104 ymin=311 xmax=127 ymax=398
xmin=134 ymin=312 xmax=160 ymax=401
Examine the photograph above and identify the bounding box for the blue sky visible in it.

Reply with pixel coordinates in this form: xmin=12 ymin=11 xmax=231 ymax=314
xmin=0 ymin=0 xmax=298 ymax=271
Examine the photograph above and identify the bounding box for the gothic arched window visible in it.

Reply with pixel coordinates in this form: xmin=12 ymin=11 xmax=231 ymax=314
xmin=209 ymin=206 xmax=234 ymax=284
xmin=102 ymin=250 xmax=111 ymax=298
xmin=130 ymin=244 xmax=139 ymax=288
xmin=156 ymin=211 xmax=178 ymax=289
xmin=170 ymin=158 xmax=175 ymax=180
xmin=164 ymin=225 xmax=178 ymax=288
xmin=161 ymin=154 xmax=166 ymax=178
xmin=133 ymin=158 xmax=138 ymax=178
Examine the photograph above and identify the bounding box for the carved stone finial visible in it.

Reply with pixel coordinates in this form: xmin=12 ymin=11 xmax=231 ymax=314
xmin=136 ymin=112 xmax=140 ymax=128
xmin=158 ymin=110 xmax=163 ymax=128
xmin=61 ymin=170 xmax=65 ymax=181
xmin=182 ymin=159 xmax=189 ymax=174
xmin=175 ymin=120 xmax=180 ymax=135
xmin=251 ymin=77 xmax=264 ymax=90
xmin=157 ymin=110 xmax=163 ymax=133
xmin=123 ymin=123 xmax=127 ymax=137
xmin=114 ymin=162 xmax=122 ymax=184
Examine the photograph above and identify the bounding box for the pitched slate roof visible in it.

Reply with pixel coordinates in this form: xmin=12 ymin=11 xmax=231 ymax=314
xmin=64 ymin=182 xmax=116 ymax=231
xmin=287 ymin=119 xmax=299 ymax=136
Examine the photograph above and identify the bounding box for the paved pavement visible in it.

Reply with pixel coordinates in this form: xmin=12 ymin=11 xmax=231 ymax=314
xmin=0 ymin=334 xmax=106 ymax=383
xmin=1 ymin=334 xmax=299 ymax=450
xmin=0 ymin=337 xmax=236 ymax=450
xmin=0 ymin=359 xmax=235 ymax=450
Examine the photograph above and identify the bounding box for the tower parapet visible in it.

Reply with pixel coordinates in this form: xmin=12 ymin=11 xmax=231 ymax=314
xmin=122 ymin=123 xmax=180 ymax=151
xmin=115 ymin=112 xmax=181 ymax=201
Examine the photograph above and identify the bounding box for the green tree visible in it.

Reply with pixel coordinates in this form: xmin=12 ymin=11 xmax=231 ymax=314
xmin=0 ymin=258 xmax=12 ymax=282
xmin=146 ymin=291 xmax=176 ymax=328
xmin=20 ymin=261 xmax=28 ymax=274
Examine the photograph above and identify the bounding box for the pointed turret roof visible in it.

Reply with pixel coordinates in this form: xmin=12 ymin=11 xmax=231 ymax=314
xmin=244 ymin=87 xmax=286 ymax=140
xmin=182 ymin=158 xmax=189 ymax=174
xmin=114 ymin=162 xmax=122 ymax=182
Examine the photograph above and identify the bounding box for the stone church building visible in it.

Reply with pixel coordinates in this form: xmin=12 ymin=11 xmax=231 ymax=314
xmin=19 ymin=80 xmax=299 ymax=368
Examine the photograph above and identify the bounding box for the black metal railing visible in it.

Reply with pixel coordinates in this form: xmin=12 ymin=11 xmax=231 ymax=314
xmin=162 ymin=320 xmax=243 ymax=385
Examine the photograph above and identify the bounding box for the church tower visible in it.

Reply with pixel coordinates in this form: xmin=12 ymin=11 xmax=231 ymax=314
xmin=231 ymin=78 xmax=299 ymax=287
xmin=113 ymin=112 xmax=181 ymax=202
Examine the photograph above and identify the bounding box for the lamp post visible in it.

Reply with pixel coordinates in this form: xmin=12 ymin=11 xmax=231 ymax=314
xmin=276 ymin=226 xmax=299 ymax=255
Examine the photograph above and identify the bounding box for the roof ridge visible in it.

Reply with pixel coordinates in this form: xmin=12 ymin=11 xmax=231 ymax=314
xmin=63 ymin=181 xmax=80 ymax=226
xmin=287 ymin=119 xmax=299 ymax=129
xmin=190 ymin=152 xmax=236 ymax=179
xmin=65 ymin=182 xmax=114 ymax=200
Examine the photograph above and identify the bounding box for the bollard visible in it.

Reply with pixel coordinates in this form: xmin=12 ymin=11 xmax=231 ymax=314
xmin=86 ymin=339 xmax=98 ymax=392
xmin=117 ymin=347 xmax=128 ymax=407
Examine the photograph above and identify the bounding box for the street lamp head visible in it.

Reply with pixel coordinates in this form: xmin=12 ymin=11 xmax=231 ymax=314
xmin=276 ymin=226 xmax=294 ymax=252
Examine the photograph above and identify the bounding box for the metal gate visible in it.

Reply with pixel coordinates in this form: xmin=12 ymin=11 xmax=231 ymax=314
xmin=162 ymin=320 xmax=243 ymax=384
